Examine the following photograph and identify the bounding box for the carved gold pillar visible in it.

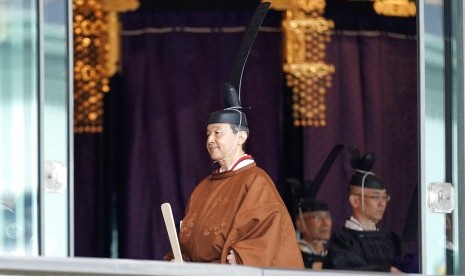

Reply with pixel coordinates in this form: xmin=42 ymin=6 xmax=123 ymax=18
xmin=73 ymin=0 xmax=139 ymax=133
xmin=268 ymin=0 xmax=334 ymax=127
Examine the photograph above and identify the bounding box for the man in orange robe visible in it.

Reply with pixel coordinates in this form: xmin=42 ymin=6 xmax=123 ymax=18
xmin=175 ymin=110 xmax=303 ymax=268
xmin=166 ymin=2 xmax=303 ymax=268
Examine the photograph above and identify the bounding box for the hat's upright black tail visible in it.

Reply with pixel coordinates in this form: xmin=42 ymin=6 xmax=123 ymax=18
xmin=224 ymin=2 xmax=270 ymax=107
xmin=304 ymin=144 xmax=345 ymax=200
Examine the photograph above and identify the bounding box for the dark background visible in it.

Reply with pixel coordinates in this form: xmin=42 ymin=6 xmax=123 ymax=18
xmin=74 ymin=0 xmax=418 ymax=260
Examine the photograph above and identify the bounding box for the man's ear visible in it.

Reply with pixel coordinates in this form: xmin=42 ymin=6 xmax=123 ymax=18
xmin=238 ymin=131 xmax=248 ymax=144
xmin=348 ymin=194 xmax=359 ymax=208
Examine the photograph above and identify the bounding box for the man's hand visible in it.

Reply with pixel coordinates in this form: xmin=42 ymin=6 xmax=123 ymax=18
xmin=227 ymin=250 xmax=237 ymax=265
xmin=390 ymin=266 xmax=403 ymax=274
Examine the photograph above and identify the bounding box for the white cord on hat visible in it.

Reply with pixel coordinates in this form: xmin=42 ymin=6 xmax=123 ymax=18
xmin=298 ymin=203 xmax=310 ymax=236
xmin=355 ymin=169 xmax=375 ymax=213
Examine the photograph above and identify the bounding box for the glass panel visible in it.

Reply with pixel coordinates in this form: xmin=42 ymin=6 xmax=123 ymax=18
xmin=421 ymin=0 xmax=448 ymax=274
xmin=421 ymin=0 xmax=464 ymax=274
xmin=450 ymin=1 xmax=464 ymax=274
xmin=42 ymin=0 xmax=71 ymax=256
xmin=0 ymin=0 xmax=39 ymax=256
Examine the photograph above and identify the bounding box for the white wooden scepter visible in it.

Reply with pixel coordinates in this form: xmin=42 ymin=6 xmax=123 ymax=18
xmin=161 ymin=202 xmax=184 ymax=263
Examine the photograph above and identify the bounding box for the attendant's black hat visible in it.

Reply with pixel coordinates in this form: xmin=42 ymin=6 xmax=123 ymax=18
xmin=207 ymin=2 xmax=271 ymax=126
xmin=348 ymin=146 xmax=385 ymax=189
xmin=298 ymin=199 xmax=329 ymax=213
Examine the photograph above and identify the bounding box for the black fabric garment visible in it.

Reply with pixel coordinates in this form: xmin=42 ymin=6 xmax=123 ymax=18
xmin=301 ymin=251 xmax=326 ymax=269
xmin=323 ymin=228 xmax=405 ymax=272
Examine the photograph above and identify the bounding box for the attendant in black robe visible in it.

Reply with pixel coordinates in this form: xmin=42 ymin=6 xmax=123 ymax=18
xmin=295 ymin=199 xmax=332 ymax=269
xmin=323 ymin=150 xmax=418 ymax=273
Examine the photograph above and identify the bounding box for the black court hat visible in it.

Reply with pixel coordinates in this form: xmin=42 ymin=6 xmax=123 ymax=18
xmin=348 ymin=146 xmax=385 ymax=190
xmin=298 ymin=199 xmax=329 ymax=213
xmin=207 ymin=84 xmax=247 ymax=126
xmin=207 ymin=2 xmax=270 ymax=126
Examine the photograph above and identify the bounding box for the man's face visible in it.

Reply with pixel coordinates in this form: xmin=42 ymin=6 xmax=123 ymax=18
xmin=206 ymin=123 xmax=238 ymax=161
xmin=297 ymin=210 xmax=332 ymax=241
xmin=351 ymin=186 xmax=390 ymax=223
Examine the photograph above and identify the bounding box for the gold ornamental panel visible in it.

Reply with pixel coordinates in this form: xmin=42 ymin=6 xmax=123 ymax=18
xmin=373 ymin=0 xmax=416 ymax=17
xmin=273 ymin=0 xmax=335 ymax=127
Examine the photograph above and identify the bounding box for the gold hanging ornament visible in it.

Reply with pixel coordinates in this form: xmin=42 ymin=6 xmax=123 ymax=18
xmin=73 ymin=0 xmax=109 ymax=133
xmin=73 ymin=0 xmax=139 ymax=133
xmin=267 ymin=0 xmax=334 ymax=127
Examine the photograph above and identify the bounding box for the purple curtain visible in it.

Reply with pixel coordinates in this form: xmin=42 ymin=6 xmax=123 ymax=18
xmin=74 ymin=133 xmax=111 ymax=257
